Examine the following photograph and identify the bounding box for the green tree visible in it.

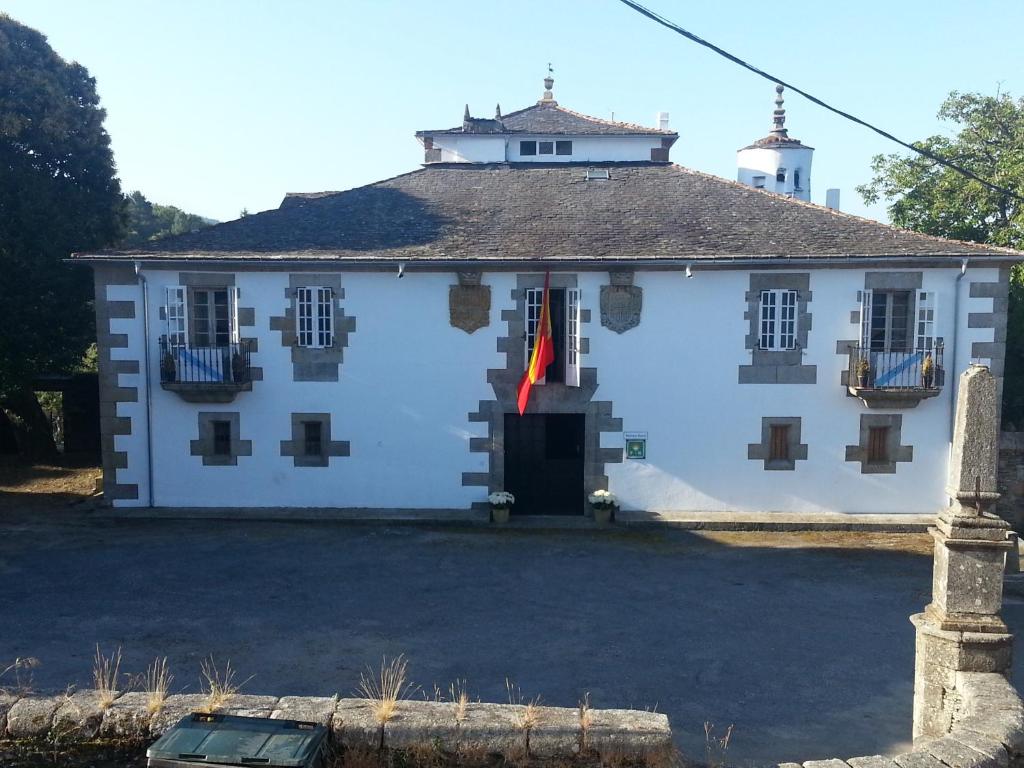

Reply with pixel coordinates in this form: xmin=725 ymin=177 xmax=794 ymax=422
xmin=120 ymin=190 xmax=212 ymax=248
xmin=0 ymin=15 xmax=124 ymax=458
xmin=858 ymin=90 xmax=1024 ymax=425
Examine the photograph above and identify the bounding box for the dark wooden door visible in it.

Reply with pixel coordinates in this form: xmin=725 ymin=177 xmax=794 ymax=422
xmin=503 ymin=413 xmax=585 ymax=516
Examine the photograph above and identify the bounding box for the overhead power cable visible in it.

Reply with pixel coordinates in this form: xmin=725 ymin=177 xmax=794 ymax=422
xmin=616 ymin=0 xmax=1021 ymax=202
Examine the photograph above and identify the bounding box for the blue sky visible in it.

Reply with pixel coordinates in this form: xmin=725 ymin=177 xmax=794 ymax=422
xmin=5 ymin=0 xmax=1022 ymax=224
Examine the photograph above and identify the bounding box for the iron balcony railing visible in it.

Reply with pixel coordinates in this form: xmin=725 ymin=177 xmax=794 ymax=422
xmin=159 ymin=338 xmax=252 ymax=386
xmin=848 ymin=344 xmax=943 ymax=391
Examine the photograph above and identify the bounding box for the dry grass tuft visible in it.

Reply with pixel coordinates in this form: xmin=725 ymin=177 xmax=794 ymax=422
xmin=199 ymin=656 xmax=251 ymax=713
xmin=144 ymin=657 xmax=173 ymax=715
xmin=505 ymin=679 xmax=542 ymax=731
xmin=357 ymin=654 xmax=415 ymax=751
xmin=358 ymin=654 xmax=413 ymax=726
xmin=0 ymin=656 xmax=40 ymax=695
xmin=92 ymin=645 xmax=123 ymax=709
xmin=449 ymin=679 xmax=470 ymax=724
xmin=702 ymin=721 xmax=734 ymax=768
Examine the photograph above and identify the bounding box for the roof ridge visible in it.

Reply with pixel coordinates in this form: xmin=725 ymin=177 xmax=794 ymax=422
xmin=552 ymin=104 xmax=677 ymax=135
xmin=666 ymin=163 xmax=1024 ymax=256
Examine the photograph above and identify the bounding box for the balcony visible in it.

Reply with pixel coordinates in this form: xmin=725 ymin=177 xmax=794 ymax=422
xmin=847 ymin=345 xmax=943 ymax=409
xmin=159 ymin=338 xmax=253 ymax=403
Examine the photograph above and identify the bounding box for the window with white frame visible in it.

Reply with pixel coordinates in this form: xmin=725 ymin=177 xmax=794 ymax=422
xmin=860 ymin=289 xmax=936 ymax=352
xmin=915 ymin=291 xmax=936 ymax=350
xmin=163 ymin=285 xmax=239 ymax=348
xmin=296 ymin=286 xmax=333 ymax=348
xmin=525 ymin=286 xmax=581 ymax=387
xmin=759 ymin=289 xmax=798 ymax=351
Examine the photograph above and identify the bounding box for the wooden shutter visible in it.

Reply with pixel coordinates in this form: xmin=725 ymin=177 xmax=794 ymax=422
xmin=566 ymin=288 xmax=581 ymax=387
xmin=915 ymin=291 xmax=936 ymax=351
xmin=867 ymin=427 xmax=889 ymax=463
xmin=164 ymin=286 xmax=187 ymax=348
xmin=859 ymin=289 xmax=873 ymax=350
xmin=769 ymin=424 xmax=790 ymax=461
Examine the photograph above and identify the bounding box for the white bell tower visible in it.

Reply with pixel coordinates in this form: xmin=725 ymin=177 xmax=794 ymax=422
xmin=737 ymin=85 xmax=813 ymax=202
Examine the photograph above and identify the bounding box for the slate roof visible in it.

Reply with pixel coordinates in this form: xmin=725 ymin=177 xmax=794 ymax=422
xmin=416 ymin=102 xmax=678 ymax=137
xmin=79 ymin=162 xmax=1019 ymax=262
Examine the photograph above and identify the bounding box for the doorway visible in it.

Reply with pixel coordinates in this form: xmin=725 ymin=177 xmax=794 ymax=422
xmin=503 ymin=413 xmax=585 ymax=515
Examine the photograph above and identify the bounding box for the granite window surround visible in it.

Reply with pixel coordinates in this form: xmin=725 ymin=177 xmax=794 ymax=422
xmin=740 ymin=273 xmax=815 ymax=384
xmin=747 ymin=417 xmax=808 ymax=471
xmin=280 ymin=413 xmax=350 ymax=467
xmin=845 ymin=413 xmax=913 ymax=474
xmin=269 ymin=274 xmax=356 ymax=383
xmin=190 ymin=412 xmax=252 ymax=467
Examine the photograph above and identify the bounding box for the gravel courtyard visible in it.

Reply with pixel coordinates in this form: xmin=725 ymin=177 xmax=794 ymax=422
xmin=3 ymin=507 xmax=984 ymax=766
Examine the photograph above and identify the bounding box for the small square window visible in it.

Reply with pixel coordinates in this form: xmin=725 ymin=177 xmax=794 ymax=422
xmin=519 ymin=141 xmax=537 ymax=156
xmin=867 ymin=427 xmax=890 ymax=464
xmin=555 ymin=140 xmax=572 ymax=156
xmin=753 ymin=175 xmax=766 ymax=189
xmin=776 ymin=168 xmax=786 ymax=183
xmin=769 ymin=425 xmax=790 ymax=462
xmin=212 ymin=420 xmax=232 ymax=457
xmin=303 ymin=421 xmax=323 ymax=457
xmin=538 ymin=141 xmax=554 ymax=155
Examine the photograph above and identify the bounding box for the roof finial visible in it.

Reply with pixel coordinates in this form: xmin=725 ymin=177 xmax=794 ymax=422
xmin=540 ymin=63 xmax=556 ymax=104
xmin=464 ymin=103 xmax=471 ymax=121
xmin=495 ymin=103 xmax=502 ymax=119
xmin=771 ymin=84 xmax=788 ymax=138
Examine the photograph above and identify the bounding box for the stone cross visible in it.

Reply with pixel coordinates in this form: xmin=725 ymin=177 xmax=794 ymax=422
xmin=911 ymin=364 xmax=1013 ymax=742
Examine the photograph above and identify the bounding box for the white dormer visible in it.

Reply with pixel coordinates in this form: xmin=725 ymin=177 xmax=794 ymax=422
xmin=737 ymin=85 xmax=814 ymax=202
xmin=415 ymin=74 xmax=678 ymax=165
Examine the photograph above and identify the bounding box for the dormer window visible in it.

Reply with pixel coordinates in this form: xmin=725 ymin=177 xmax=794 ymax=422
xmin=539 ymin=141 xmax=554 ymax=155
xmin=520 ymin=141 xmax=537 ymax=156
xmin=776 ymin=168 xmax=786 ymax=183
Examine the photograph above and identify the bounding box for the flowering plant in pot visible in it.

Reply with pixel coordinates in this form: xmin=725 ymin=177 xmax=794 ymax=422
xmin=856 ymin=357 xmax=871 ymax=388
xmin=488 ymin=491 xmax=515 ymax=524
xmin=588 ymin=489 xmax=618 ymax=524
xmin=921 ymin=353 xmax=935 ymax=389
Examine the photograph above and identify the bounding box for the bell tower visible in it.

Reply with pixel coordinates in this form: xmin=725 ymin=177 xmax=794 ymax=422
xmin=737 ymin=85 xmax=814 ymax=202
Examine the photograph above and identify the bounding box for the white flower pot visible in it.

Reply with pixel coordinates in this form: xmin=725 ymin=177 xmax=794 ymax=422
xmin=491 ymin=506 xmax=510 ymax=525
xmin=592 ymin=504 xmax=615 ymax=525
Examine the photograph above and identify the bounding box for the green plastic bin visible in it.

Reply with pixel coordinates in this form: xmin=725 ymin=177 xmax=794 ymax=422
xmin=147 ymin=712 xmax=327 ymax=767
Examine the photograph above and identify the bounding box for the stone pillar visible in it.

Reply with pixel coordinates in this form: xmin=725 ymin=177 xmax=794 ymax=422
xmin=911 ymin=365 xmax=1013 ymax=742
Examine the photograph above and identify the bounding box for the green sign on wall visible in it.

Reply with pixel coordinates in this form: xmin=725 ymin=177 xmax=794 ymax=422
xmin=624 ymin=431 xmax=647 ymax=460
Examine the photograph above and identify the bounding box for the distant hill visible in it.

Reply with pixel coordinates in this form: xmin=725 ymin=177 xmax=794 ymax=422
xmin=119 ymin=191 xmax=217 ymax=248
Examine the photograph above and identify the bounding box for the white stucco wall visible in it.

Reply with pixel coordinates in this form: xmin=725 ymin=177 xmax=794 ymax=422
xmin=428 ymin=134 xmax=663 ymax=164
xmin=737 ymin=144 xmax=814 ymax=201
xmin=110 ymin=265 xmax=1003 ymax=515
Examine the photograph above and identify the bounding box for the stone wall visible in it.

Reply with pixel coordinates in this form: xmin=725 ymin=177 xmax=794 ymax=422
xmin=0 ymin=691 xmax=672 ymax=764
xmin=999 ymin=432 xmax=1024 ymax=531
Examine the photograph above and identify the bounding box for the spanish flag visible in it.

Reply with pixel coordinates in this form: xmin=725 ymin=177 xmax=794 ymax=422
xmin=516 ymin=273 xmax=555 ymax=415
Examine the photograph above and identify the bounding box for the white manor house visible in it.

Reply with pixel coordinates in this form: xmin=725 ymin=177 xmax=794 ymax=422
xmin=77 ymin=77 xmax=1020 ymax=517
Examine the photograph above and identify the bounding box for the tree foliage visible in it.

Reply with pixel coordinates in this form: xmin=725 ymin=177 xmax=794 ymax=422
xmin=120 ymin=190 xmax=213 ymax=248
xmin=0 ymin=14 xmax=124 ymax=456
xmin=859 ymin=91 xmax=1024 ymax=425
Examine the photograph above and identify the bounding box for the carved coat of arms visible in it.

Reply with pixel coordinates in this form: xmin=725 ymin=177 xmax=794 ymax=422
xmin=600 ymin=285 xmax=642 ymax=334
xmin=449 ymin=285 xmax=491 ymax=334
